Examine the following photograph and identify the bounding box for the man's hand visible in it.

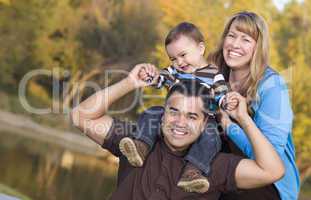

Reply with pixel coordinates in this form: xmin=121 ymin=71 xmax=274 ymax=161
xmin=224 ymin=97 xmax=239 ymax=111
xmin=224 ymin=92 xmax=249 ymax=124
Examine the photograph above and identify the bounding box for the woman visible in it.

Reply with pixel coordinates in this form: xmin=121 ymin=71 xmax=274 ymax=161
xmin=208 ymin=11 xmax=300 ymax=200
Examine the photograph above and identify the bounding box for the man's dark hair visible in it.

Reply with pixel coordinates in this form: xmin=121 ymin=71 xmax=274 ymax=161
xmin=165 ymin=22 xmax=205 ymax=46
xmin=165 ymin=79 xmax=212 ymax=116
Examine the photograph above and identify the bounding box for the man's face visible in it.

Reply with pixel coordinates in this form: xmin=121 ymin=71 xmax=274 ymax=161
xmin=161 ymin=92 xmax=207 ymax=152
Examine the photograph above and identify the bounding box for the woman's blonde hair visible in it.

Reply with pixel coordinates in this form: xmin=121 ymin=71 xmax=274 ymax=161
xmin=208 ymin=11 xmax=270 ymax=114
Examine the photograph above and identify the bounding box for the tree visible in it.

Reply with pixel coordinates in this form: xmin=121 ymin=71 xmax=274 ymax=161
xmin=273 ymin=0 xmax=311 ymax=182
xmin=0 ymin=0 xmax=47 ymax=91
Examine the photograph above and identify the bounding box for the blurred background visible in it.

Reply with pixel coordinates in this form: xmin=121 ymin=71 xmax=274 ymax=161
xmin=0 ymin=0 xmax=310 ymax=199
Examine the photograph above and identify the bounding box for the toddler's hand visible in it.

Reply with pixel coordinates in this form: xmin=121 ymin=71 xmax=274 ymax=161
xmin=137 ymin=63 xmax=159 ymax=85
xmin=224 ymin=97 xmax=238 ymax=111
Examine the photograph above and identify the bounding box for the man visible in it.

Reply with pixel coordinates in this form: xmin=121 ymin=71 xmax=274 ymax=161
xmin=71 ymin=64 xmax=285 ymax=200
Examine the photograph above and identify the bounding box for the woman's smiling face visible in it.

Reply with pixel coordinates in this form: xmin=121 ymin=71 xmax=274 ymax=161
xmin=223 ymin=21 xmax=257 ymax=71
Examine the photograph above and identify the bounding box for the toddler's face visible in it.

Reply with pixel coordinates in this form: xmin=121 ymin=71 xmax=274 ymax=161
xmin=166 ymin=35 xmax=205 ymax=73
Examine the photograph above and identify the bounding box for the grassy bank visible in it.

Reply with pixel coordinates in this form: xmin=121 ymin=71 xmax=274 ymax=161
xmin=0 ymin=183 xmax=32 ymax=200
xmin=0 ymin=91 xmax=72 ymax=131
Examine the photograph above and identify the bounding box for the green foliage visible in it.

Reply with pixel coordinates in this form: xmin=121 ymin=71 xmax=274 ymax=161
xmin=0 ymin=0 xmax=45 ymax=91
xmin=97 ymin=0 xmax=159 ymax=61
xmin=274 ymin=0 xmax=311 ymax=68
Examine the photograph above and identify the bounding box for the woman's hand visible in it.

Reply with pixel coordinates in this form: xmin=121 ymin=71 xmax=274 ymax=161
xmin=127 ymin=63 xmax=159 ymax=88
xmin=224 ymin=92 xmax=249 ymax=124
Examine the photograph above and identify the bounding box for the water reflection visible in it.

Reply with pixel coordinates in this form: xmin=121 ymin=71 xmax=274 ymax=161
xmin=0 ymin=131 xmax=117 ymax=200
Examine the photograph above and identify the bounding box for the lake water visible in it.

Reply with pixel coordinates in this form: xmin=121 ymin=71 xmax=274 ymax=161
xmin=0 ymin=131 xmax=118 ymax=200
